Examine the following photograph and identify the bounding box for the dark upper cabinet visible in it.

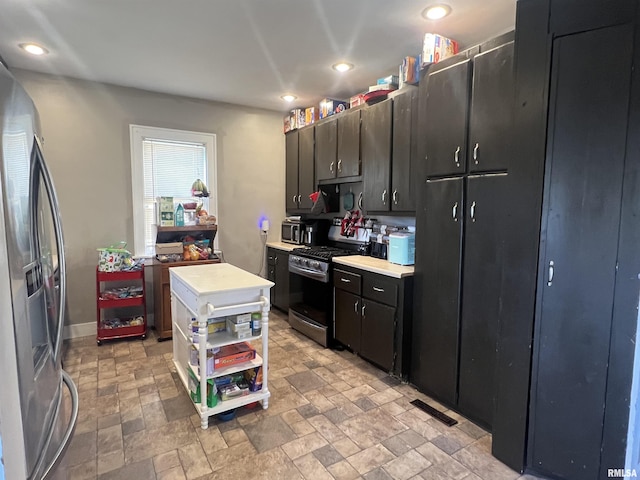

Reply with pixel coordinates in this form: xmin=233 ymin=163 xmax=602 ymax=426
xmin=315 ymin=119 xmax=338 ymax=181
xmin=285 ymin=131 xmax=299 ymax=211
xmin=337 ymin=109 xmax=361 ymax=178
xmin=362 ymin=99 xmax=392 ymax=211
xmin=285 ymin=127 xmax=316 ymax=211
xmin=468 ymin=42 xmax=514 ymax=173
xmin=411 ymin=177 xmax=464 ymax=405
xmin=423 ymin=59 xmax=471 ymax=177
xmin=391 ymin=89 xmax=418 ymax=211
xmin=298 ymin=127 xmax=315 ymax=209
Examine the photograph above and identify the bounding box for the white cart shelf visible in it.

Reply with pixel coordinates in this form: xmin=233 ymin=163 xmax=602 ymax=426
xmin=170 ymin=263 xmax=274 ymax=429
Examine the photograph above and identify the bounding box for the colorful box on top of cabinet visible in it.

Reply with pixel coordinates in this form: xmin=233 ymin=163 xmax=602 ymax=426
xmin=422 ymin=33 xmax=459 ymax=66
xmin=319 ymin=98 xmax=348 ymax=119
xmin=399 ymin=56 xmax=420 ymax=87
xmin=305 ymin=107 xmax=319 ymax=125
xmin=349 ymin=93 xmax=366 ymax=108
xmin=214 ymin=342 xmax=256 ymax=368
xmin=284 ymin=108 xmax=305 ymax=133
xmin=158 ymin=197 xmax=174 ymax=226
xmin=377 ymin=75 xmax=399 ymax=87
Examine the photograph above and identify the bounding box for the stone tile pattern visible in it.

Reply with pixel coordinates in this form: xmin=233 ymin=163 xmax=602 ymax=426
xmin=59 ymin=310 xmax=544 ymax=480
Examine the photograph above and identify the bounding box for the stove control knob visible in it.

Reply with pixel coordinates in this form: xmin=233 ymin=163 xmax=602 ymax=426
xmin=311 ymin=261 xmax=320 ymax=269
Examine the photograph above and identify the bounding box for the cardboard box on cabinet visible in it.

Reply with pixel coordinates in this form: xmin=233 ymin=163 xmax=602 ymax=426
xmin=305 ymin=107 xmax=319 ymax=125
xmin=399 ymin=56 xmax=420 ymax=87
xmin=319 ymin=98 xmax=348 ymax=119
xmin=422 ymin=33 xmax=459 ymax=66
xmin=349 ymin=93 xmax=366 ymax=108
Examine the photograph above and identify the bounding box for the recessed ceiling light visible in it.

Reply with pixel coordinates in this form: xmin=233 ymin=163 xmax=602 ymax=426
xmin=422 ymin=4 xmax=452 ymax=20
xmin=19 ymin=43 xmax=49 ymax=56
xmin=281 ymin=94 xmax=297 ymax=102
xmin=332 ymin=62 xmax=354 ymax=73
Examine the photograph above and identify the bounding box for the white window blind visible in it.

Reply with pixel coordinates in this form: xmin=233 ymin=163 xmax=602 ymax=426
xmin=142 ymin=138 xmax=207 ymax=252
xmin=130 ymin=125 xmax=218 ymax=257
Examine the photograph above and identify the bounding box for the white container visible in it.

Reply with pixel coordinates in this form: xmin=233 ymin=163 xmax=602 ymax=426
xmin=388 ymin=232 xmax=415 ymax=265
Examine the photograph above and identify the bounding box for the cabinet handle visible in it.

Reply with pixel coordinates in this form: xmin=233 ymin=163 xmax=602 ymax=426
xmin=393 ymin=190 xmax=398 ymax=205
xmin=297 ymin=194 xmax=301 ymax=203
xmin=454 ymin=146 xmax=461 ymax=167
xmin=382 ymin=189 xmax=387 ymax=204
xmin=358 ymin=192 xmax=363 ymax=209
xmin=470 ymin=201 xmax=476 ymax=222
xmin=473 ymin=143 xmax=479 ymax=164
xmin=548 ymin=260 xmax=554 ymax=286
xmin=330 ymin=161 xmax=334 ymax=173
xmin=361 ymin=303 xmax=366 ymax=317
xmin=452 ymin=202 xmax=458 ymax=222
xmin=337 ymin=159 xmax=342 ymax=173
xmin=340 ymin=278 xmax=351 ymax=283
xmin=373 ymin=286 xmax=384 ymax=293
xmin=292 ymin=195 xmax=297 ymax=204
xmin=354 ymin=300 xmax=359 ymax=313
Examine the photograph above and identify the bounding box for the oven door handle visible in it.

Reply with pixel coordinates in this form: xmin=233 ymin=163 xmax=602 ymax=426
xmin=289 ymin=266 xmax=329 ymax=282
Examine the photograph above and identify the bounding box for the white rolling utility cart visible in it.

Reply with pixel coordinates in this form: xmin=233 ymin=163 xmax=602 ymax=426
xmin=170 ymin=263 xmax=274 ymax=429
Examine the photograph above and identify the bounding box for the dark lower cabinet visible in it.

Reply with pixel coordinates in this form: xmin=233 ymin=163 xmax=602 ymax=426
xmin=458 ymin=173 xmax=509 ymax=429
xmin=528 ymin=24 xmax=633 ymax=480
xmin=412 ymin=177 xmax=463 ymax=406
xmin=267 ymin=247 xmax=291 ymax=312
xmin=360 ymin=298 xmax=395 ymax=372
xmin=334 ymin=266 xmax=413 ymax=377
xmin=335 ymin=289 xmax=361 ymax=352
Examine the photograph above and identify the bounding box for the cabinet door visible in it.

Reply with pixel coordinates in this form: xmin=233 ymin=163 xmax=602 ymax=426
xmin=529 ymin=25 xmax=631 ymax=480
xmin=334 ymin=289 xmax=361 ymax=352
xmin=298 ymin=127 xmax=316 ymax=209
xmin=337 ymin=110 xmax=361 ymax=177
xmin=274 ymin=252 xmax=290 ymax=311
xmin=392 ymin=90 xmax=418 ymax=211
xmin=361 ymin=298 xmax=395 ymax=371
xmin=315 ymin=119 xmax=337 ymax=181
xmin=362 ymin=99 xmax=392 ymax=211
xmin=423 ymin=59 xmax=471 ymax=177
xmin=411 ymin=177 xmax=463 ymax=405
xmin=468 ymin=42 xmax=514 ymax=173
xmin=285 ymin=131 xmax=299 ymax=211
xmin=458 ymin=173 xmax=508 ymax=429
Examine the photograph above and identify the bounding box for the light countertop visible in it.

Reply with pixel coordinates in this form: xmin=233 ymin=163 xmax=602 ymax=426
xmin=169 ymin=263 xmax=273 ymax=294
xmin=333 ymin=256 xmax=414 ymax=278
xmin=266 ymin=241 xmax=302 ymax=252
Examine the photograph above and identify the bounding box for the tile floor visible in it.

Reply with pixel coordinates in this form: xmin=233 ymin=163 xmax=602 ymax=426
xmin=61 ymin=309 xmax=545 ymax=480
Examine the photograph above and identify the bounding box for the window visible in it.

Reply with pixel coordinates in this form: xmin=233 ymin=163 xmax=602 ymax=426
xmin=130 ymin=125 xmax=218 ymax=256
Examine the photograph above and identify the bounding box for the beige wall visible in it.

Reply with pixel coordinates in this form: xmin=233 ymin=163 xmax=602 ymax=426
xmin=14 ymin=69 xmax=285 ymax=328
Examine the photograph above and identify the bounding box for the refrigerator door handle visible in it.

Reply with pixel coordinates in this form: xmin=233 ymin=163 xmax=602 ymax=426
xmin=41 ymin=370 xmax=79 ymax=480
xmin=36 ymin=138 xmax=67 ymax=363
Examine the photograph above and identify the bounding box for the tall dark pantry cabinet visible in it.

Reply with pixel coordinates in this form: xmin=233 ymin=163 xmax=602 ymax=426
xmin=489 ymin=1 xmax=640 ymax=479
xmin=411 ymin=35 xmax=514 ymax=430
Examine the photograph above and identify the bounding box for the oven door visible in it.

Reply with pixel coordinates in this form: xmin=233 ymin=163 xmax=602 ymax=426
xmin=288 ymin=260 xmax=332 ymax=347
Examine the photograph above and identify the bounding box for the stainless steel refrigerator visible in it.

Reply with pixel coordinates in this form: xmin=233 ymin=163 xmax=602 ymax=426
xmin=0 ymin=63 xmax=78 ymax=478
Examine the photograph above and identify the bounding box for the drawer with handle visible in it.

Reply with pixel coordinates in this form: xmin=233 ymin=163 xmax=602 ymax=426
xmin=333 ymin=269 xmax=361 ymax=295
xmin=363 ymin=275 xmax=398 ymax=307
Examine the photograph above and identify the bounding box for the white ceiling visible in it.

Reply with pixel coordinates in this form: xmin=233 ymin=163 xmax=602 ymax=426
xmin=0 ymin=0 xmax=516 ymax=112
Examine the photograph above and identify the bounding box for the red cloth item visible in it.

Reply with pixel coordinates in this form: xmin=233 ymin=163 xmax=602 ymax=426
xmin=341 ymin=210 xmax=363 ymax=237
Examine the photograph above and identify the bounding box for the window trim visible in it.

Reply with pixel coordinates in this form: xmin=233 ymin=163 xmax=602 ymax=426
xmin=130 ymin=125 xmax=218 ymax=257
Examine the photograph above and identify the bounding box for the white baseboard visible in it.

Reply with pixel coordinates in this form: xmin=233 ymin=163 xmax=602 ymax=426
xmin=63 ymin=322 xmax=96 ymax=340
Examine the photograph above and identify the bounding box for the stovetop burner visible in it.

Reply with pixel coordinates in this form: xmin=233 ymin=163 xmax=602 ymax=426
xmin=292 ymin=246 xmax=360 ymax=262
